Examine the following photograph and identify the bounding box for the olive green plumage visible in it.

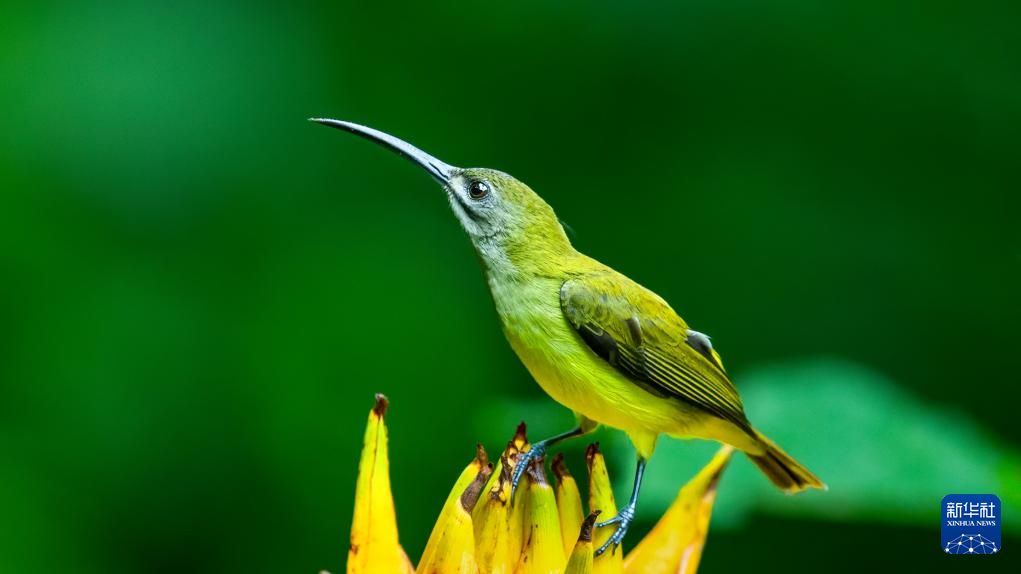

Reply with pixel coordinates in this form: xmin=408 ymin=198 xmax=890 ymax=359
xmin=314 ymin=119 xmax=824 ymax=550
xmin=560 ymin=271 xmax=746 ymax=431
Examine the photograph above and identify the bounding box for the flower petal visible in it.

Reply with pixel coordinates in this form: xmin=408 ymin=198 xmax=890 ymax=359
xmin=586 ymin=443 xmax=623 ymax=574
xmin=623 ymin=446 xmax=734 ymax=574
xmin=347 ymin=394 xmax=407 ymax=574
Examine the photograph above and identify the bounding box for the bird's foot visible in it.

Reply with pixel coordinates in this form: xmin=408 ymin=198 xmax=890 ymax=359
xmin=509 ymin=440 xmax=547 ymax=501
xmin=594 ymin=504 xmax=636 ymax=556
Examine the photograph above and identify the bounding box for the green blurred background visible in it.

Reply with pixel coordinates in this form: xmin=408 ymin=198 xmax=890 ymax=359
xmin=2 ymin=1 xmax=1019 ymax=572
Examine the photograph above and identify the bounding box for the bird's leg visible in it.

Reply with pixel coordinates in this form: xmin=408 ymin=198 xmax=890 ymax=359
xmin=595 ymin=456 xmax=646 ymax=556
xmin=509 ymin=426 xmax=587 ymax=500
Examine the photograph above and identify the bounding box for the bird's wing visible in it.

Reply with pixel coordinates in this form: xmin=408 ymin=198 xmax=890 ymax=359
xmin=560 ymin=271 xmax=751 ymax=431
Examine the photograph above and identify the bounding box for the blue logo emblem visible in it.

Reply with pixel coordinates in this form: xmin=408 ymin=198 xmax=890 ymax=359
xmin=942 ymin=494 xmax=1000 ymax=555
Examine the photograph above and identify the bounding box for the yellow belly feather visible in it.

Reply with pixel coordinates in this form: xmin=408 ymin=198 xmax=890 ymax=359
xmin=490 ymin=275 xmax=707 ymax=457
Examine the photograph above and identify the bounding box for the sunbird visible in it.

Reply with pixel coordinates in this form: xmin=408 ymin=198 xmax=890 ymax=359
xmin=312 ymin=119 xmax=825 ymax=555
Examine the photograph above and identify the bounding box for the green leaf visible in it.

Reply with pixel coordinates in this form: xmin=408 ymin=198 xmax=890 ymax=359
xmin=626 ymin=358 xmax=1021 ymax=532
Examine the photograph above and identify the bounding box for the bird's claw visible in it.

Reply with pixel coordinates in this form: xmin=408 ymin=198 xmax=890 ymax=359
xmin=594 ymin=505 xmax=636 ymax=556
xmin=509 ymin=440 xmax=547 ymax=501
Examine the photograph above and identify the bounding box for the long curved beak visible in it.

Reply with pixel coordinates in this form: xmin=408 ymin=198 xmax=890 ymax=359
xmin=310 ymin=118 xmax=455 ymax=185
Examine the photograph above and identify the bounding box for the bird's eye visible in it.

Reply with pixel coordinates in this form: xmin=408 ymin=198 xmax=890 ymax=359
xmin=468 ymin=180 xmax=490 ymax=200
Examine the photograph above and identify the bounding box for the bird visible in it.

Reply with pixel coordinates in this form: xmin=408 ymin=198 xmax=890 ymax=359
xmin=311 ymin=119 xmax=825 ymax=555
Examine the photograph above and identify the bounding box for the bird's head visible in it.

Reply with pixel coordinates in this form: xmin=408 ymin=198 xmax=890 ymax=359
xmin=312 ymin=119 xmax=572 ymax=271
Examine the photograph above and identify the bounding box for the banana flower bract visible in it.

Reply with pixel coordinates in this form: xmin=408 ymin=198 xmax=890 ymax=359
xmin=330 ymin=396 xmax=733 ymax=574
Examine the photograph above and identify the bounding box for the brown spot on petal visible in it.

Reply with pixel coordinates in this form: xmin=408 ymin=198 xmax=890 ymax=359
xmin=585 ymin=442 xmax=601 ymax=469
xmin=578 ymin=511 xmax=601 ymax=542
xmin=490 ymin=455 xmax=514 ymax=502
xmin=513 ymin=421 xmax=529 ymax=447
xmin=372 ymin=393 xmax=389 ymax=417
xmin=474 ymin=443 xmax=489 ymax=468
xmin=499 ymin=454 xmax=513 ymax=483
xmin=504 ymin=440 xmax=521 ymax=464
xmin=551 ymin=452 xmax=571 ymax=481
xmin=460 ymin=464 xmax=493 ymax=513
xmin=526 ymin=456 xmax=549 ymax=486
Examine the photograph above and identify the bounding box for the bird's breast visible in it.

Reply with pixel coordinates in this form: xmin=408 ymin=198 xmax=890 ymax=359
xmin=486 ymin=273 xmax=681 ymax=433
xmin=488 ymin=275 xmax=571 ymax=352
xmin=487 ymin=274 xmax=579 ymax=379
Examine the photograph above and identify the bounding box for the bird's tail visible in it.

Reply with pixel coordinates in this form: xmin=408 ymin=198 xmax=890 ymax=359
xmin=747 ymin=431 xmax=826 ymax=493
